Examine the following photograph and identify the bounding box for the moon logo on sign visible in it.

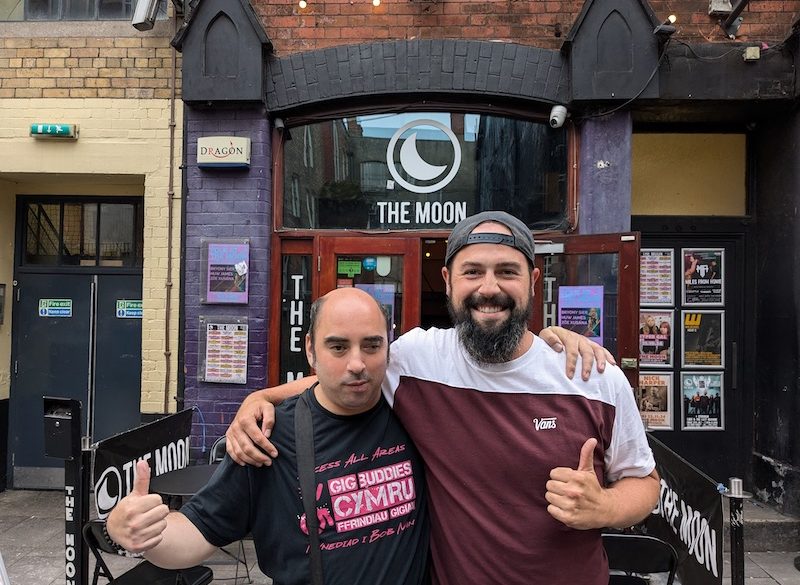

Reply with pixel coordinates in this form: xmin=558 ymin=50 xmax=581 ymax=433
xmin=94 ymin=466 xmax=122 ymax=519
xmin=386 ymin=119 xmax=462 ymax=194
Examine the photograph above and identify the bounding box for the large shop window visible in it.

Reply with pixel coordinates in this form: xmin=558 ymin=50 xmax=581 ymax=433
xmin=281 ymin=112 xmax=569 ymax=231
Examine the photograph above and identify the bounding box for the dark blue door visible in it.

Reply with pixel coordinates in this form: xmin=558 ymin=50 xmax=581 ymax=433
xmin=9 ymin=273 xmax=142 ymax=488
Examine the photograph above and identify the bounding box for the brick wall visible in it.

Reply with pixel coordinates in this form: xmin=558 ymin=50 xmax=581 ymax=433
xmin=183 ymin=106 xmax=271 ymax=456
xmin=0 ymin=22 xmax=180 ymax=99
xmin=251 ymin=0 xmax=800 ymax=55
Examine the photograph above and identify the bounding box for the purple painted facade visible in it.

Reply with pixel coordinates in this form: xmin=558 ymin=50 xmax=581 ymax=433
xmin=183 ymin=105 xmax=272 ymax=459
xmin=578 ymin=112 xmax=632 ymax=235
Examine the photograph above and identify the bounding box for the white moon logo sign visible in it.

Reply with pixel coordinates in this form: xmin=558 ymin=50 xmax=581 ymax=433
xmin=386 ymin=119 xmax=462 ymax=194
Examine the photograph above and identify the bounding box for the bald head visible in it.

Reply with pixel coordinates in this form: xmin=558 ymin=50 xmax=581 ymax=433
xmin=308 ymin=288 xmax=391 ymax=347
xmin=305 ymin=287 xmax=391 ymax=416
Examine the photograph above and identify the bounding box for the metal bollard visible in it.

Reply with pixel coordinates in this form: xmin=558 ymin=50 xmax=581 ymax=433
xmin=722 ymin=476 xmax=752 ymax=585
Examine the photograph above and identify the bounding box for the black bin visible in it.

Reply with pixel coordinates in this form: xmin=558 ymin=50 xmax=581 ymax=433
xmin=43 ymin=397 xmax=81 ymax=460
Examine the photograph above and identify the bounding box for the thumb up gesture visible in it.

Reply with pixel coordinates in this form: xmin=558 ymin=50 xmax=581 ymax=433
xmin=545 ymin=438 xmax=608 ymax=530
xmin=106 ymin=460 xmax=170 ymax=553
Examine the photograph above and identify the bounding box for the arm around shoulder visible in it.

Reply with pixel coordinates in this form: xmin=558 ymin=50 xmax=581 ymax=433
xmin=226 ymin=376 xmax=317 ymax=466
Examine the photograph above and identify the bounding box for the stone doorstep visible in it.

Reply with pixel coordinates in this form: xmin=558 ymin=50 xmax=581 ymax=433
xmin=722 ymin=499 xmax=800 ymax=552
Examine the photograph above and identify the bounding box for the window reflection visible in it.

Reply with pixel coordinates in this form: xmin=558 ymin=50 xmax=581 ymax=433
xmin=282 ymin=112 xmax=568 ymax=231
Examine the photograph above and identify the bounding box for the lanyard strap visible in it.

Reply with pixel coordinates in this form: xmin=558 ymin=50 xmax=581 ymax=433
xmin=295 ymin=387 xmax=324 ymax=585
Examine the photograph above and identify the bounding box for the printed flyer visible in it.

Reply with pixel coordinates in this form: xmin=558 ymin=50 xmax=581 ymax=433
xmin=640 ymin=249 xmax=674 ymax=306
xmin=637 ymin=373 xmax=673 ymax=430
xmin=682 ymin=248 xmax=724 ymax=306
xmin=681 ymin=372 xmax=724 ymax=430
xmin=557 ymin=285 xmax=604 ymax=344
xmin=639 ymin=310 xmax=673 ymax=367
xmin=682 ymin=311 xmax=724 ymax=368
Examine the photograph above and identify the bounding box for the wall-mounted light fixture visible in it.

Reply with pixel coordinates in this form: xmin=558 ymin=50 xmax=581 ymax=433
xmin=724 ymin=16 xmax=743 ymax=39
xmin=298 ymin=0 xmax=307 ymax=8
xmin=372 ymin=0 xmax=381 ymax=5
xmin=653 ymin=14 xmax=677 ymax=38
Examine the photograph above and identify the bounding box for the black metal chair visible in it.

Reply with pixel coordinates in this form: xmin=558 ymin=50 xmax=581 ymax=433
xmin=82 ymin=519 xmax=213 ymax=585
xmin=602 ymin=533 xmax=679 ymax=585
xmin=208 ymin=436 xmax=252 ymax=584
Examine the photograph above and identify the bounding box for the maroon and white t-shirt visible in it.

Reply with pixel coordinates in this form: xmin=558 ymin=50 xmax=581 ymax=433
xmin=382 ymin=327 xmax=655 ymax=585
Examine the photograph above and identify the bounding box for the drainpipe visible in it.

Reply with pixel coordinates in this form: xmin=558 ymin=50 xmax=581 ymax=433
xmin=163 ymin=13 xmax=178 ymax=413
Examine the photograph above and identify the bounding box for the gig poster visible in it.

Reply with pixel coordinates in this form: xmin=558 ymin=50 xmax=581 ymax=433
xmin=636 ymin=373 xmax=673 ymax=430
xmin=682 ymin=310 xmax=724 ymax=368
xmin=681 ymin=372 xmax=724 ymax=430
xmin=640 ymin=248 xmax=674 ymax=306
xmin=682 ymin=248 xmax=724 ymax=306
xmin=639 ymin=310 xmax=673 ymax=367
xmin=557 ymin=285 xmax=604 ymax=344
xmin=204 ymin=322 xmax=249 ymax=384
xmin=205 ymin=241 xmax=249 ymax=304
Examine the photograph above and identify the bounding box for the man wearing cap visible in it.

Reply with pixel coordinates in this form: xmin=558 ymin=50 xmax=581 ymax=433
xmin=226 ymin=211 xmax=659 ymax=585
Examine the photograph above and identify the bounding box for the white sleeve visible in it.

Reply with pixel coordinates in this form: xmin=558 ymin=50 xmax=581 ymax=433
xmin=604 ymin=368 xmax=656 ymax=483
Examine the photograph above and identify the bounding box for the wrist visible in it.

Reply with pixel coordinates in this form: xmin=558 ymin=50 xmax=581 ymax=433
xmin=102 ymin=521 xmax=127 ymax=555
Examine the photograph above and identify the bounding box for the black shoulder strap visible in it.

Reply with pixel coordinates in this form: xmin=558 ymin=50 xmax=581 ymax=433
xmin=295 ymin=386 xmax=324 ymax=585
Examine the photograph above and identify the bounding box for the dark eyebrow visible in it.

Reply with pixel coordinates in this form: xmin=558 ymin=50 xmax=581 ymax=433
xmin=323 ymin=335 xmax=385 ymax=344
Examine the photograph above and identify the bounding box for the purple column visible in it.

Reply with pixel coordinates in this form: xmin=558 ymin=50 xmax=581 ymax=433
xmin=182 ymin=105 xmax=272 ymax=459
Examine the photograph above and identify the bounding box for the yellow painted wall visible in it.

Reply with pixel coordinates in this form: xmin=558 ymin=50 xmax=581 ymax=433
xmin=0 ymin=98 xmax=182 ymax=413
xmin=632 ymin=133 xmax=746 ymax=216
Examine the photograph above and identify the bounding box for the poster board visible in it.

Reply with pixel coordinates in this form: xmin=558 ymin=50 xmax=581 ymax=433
xmin=199 ymin=315 xmax=249 ymax=384
xmin=637 ymin=372 xmax=673 ymax=430
xmin=202 ymin=240 xmax=250 ymax=304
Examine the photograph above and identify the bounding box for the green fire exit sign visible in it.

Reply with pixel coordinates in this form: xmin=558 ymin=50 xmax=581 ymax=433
xmin=30 ymin=123 xmax=79 ymax=139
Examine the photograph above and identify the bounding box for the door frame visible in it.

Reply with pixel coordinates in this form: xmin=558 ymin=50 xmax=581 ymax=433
xmin=533 ymin=232 xmax=641 ymax=388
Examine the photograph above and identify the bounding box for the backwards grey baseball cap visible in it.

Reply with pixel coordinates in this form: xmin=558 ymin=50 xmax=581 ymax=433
xmin=445 ymin=210 xmax=535 ymax=266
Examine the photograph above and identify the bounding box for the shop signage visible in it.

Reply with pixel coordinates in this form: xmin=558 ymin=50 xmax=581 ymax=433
xmin=30 ymin=123 xmax=79 ymax=139
xmin=647 ymin=435 xmax=723 ymax=585
xmin=197 ymin=136 xmax=251 ymax=168
xmin=374 ymin=118 xmax=467 ymax=227
xmin=93 ymin=409 xmax=194 ymax=519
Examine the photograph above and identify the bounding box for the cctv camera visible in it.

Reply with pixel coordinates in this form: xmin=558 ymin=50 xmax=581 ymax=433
xmin=274 ymin=118 xmax=285 ymax=131
xmin=131 ymin=0 xmax=161 ymax=31
xmin=549 ymin=105 xmax=568 ymax=128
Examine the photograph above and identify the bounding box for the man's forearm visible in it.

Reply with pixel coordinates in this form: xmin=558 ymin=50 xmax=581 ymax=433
xmin=603 ymin=471 xmax=660 ymax=529
xmin=258 ymin=375 xmax=317 ymax=404
xmin=142 ymin=512 xmax=217 ymax=569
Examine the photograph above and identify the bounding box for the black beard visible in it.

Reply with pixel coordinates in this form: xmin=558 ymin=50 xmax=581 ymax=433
xmin=447 ymin=292 xmax=533 ymax=364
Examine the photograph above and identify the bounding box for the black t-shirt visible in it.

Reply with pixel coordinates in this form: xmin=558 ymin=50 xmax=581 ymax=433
xmin=182 ymin=388 xmax=429 ymax=585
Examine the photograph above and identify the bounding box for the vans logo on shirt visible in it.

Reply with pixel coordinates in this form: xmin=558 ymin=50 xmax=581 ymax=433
xmin=533 ymin=417 xmax=557 ymax=431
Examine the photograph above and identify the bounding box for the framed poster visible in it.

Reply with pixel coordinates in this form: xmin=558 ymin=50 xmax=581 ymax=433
xmin=681 ymin=372 xmax=724 ymax=430
xmin=640 ymin=248 xmax=674 ymax=306
xmin=199 ymin=316 xmax=249 ymax=384
xmin=682 ymin=310 xmax=724 ymax=368
xmin=682 ymin=248 xmax=724 ymax=306
xmin=557 ymin=285 xmax=604 ymax=344
xmin=639 ymin=310 xmax=673 ymax=368
xmin=637 ymin=373 xmax=673 ymax=430
xmin=202 ymin=240 xmax=250 ymax=304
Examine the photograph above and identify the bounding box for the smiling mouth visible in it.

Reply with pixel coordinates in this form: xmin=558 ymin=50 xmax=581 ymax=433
xmin=473 ymin=304 xmax=507 ymax=314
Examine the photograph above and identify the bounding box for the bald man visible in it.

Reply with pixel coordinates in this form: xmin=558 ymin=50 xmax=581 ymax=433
xmin=106 ymin=288 xmax=429 ymax=585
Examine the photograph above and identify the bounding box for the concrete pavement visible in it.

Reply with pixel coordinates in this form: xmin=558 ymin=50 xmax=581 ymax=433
xmin=0 ymin=488 xmax=798 ymax=584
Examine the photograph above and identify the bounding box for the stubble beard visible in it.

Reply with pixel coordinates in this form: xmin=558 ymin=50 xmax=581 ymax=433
xmin=447 ymin=292 xmax=533 ymax=365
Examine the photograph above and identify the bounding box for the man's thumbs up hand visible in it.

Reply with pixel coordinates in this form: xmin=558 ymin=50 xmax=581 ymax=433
xmin=545 ymin=438 xmax=608 ymax=530
xmin=131 ymin=459 xmax=152 ymax=496
xmin=106 ymin=460 xmax=170 ymax=553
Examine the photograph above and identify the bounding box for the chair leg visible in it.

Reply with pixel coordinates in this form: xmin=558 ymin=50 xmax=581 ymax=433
xmin=235 ymin=539 xmax=252 ymax=584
